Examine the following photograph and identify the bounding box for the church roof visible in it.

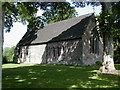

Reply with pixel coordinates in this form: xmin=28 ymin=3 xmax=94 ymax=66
xmin=17 ymin=13 xmax=94 ymax=46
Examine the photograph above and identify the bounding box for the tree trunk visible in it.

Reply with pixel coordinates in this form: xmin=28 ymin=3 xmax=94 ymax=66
xmin=0 ymin=5 xmax=3 ymax=89
xmin=100 ymin=2 xmax=116 ymax=72
xmin=103 ymin=35 xmax=116 ymax=71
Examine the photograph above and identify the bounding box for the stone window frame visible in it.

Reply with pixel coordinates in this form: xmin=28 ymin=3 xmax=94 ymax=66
xmin=57 ymin=47 xmax=61 ymax=57
xmin=62 ymin=46 xmax=65 ymax=52
xmin=23 ymin=47 xmax=27 ymax=61
xmin=95 ymin=36 xmax=99 ymax=54
xmin=48 ymin=47 xmax=60 ymax=58
xmin=53 ymin=47 xmax=56 ymax=58
xmin=25 ymin=46 xmax=29 ymax=56
xmin=52 ymin=46 xmax=64 ymax=58
xmin=90 ymin=33 xmax=99 ymax=55
xmin=46 ymin=47 xmax=50 ymax=58
xmin=19 ymin=47 xmax=22 ymax=58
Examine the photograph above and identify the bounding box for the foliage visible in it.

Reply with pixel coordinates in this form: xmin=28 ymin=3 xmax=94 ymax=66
xmin=96 ymin=2 xmax=120 ymax=38
xmin=4 ymin=2 xmax=39 ymax=32
xmin=114 ymin=38 xmax=120 ymax=63
xmin=95 ymin=61 xmax=102 ymax=65
xmin=72 ymin=2 xmax=120 ymax=37
xmin=111 ymin=2 xmax=120 ymax=37
xmin=3 ymin=46 xmax=15 ymax=63
xmin=41 ymin=2 xmax=77 ymax=24
xmin=96 ymin=2 xmax=120 ymax=63
xmin=72 ymin=2 xmax=120 ymax=64
xmin=3 ymin=2 xmax=120 ymax=43
xmin=2 ymin=64 xmax=120 ymax=88
xmin=3 ymin=2 xmax=77 ymax=32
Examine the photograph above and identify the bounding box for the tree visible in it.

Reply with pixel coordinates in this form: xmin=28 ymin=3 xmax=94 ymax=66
xmin=41 ymin=2 xmax=77 ymax=24
xmin=98 ymin=2 xmax=115 ymax=71
xmin=72 ymin=1 xmax=120 ymax=74
xmin=0 ymin=2 xmax=120 ymax=88
xmin=114 ymin=38 xmax=120 ymax=63
xmin=3 ymin=2 xmax=77 ymax=32
xmin=3 ymin=46 xmax=15 ymax=63
xmin=0 ymin=4 xmax=4 ymax=89
xmin=112 ymin=2 xmax=120 ymax=63
xmin=96 ymin=2 xmax=120 ymax=73
xmin=0 ymin=2 xmax=77 ymax=88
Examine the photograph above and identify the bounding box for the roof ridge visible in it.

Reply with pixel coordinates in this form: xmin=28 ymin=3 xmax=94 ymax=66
xmin=17 ymin=13 xmax=94 ymax=46
xmin=39 ymin=13 xmax=93 ymax=30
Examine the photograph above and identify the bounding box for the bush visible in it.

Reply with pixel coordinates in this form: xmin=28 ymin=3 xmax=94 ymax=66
xmin=114 ymin=47 xmax=120 ymax=64
xmin=3 ymin=46 xmax=15 ymax=63
xmin=95 ymin=61 xmax=102 ymax=65
xmin=114 ymin=38 xmax=120 ymax=64
xmin=3 ymin=56 xmax=8 ymax=64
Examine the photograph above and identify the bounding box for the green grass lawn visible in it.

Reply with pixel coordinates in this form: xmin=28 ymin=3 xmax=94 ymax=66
xmin=2 ymin=63 xmax=120 ymax=88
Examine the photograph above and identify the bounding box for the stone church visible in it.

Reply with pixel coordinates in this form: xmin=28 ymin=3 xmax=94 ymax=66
xmin=14 ymin=13 xmax=103 ymax=66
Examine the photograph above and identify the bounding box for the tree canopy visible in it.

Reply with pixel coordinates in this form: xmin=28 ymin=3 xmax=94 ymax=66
xmin=3 ymin=1 xmax=120 ymax=37
xmin=72 ymin=2 xmax=120 ymax=38
xmin=3 ymin=2 xmax=77 ymax=32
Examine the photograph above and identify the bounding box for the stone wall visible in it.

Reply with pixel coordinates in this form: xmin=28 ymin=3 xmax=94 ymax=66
xmin=15 ymin=33 xmax=103 ymax=66
xmin=43 ymin=39 xmax=83 ymax=65
xmin=15 ymin=44 xmax=46 ymax=64
xmin=82 ymin=17 xmax=103 ymax=66
xmin=15 ymin=39 xmax=83 ymax=65
xmin=14 ymin=17 xmax=103 ymax=66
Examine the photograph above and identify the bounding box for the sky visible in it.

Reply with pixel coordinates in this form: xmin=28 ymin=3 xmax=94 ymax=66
xmin=3 ymin=3 xmax=101 ymax=48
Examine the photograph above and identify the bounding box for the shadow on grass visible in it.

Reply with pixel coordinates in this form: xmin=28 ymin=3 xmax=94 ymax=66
xmin=2 ymin=64 xmax=120 ymax=88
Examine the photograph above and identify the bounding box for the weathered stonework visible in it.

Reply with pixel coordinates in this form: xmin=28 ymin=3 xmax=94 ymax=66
xmin=14 ymin=45 xmax=46 ymax=64
xmin=82 ymin=17 xmax=103 ymax=65
xmin=14 ymin=14 xmax=104 ymax=66
xmin=44 ymin=39 xmax=83 ymax=65
xmin=15 ymin=39 xmax=83 ymax=65
xmin=15 ymin=34 xmax=103 ymax=66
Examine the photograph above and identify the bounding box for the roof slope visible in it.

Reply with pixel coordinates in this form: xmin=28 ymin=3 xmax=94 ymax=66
xmin=17 ymin=13 xmax=94 ymax=46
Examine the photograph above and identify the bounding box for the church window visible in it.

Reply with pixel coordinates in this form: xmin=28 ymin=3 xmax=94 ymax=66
xmin=53 ymin=47 xmax=56 ymax=57
xmin=90 ymin=34 xmax=99 ymax=54
xmin=58 ymin=47 xmax=61 ymax=57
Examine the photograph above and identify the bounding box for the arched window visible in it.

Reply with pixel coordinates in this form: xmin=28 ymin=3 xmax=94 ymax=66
xmin=58 ymin=47 xmax=61 ymax=57
xmin=90 ymin=35 xmax=94 ymax=53
xmin=53 ymin=47 xmax=56 ymax=57
xmin=90 ymin=34 xmax=99 ymax=54
xmin=62 ymin=46 xmax=65 ymax=52
xmin=26 ymin=46 xmax=29 ymax=55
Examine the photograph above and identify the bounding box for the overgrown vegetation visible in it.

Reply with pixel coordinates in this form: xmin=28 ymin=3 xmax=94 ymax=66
xmin=2 ymin=64 xmax=120 ymax=88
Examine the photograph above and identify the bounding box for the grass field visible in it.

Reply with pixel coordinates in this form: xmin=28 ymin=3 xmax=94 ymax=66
xmin=2 ymin=63 xmax=120 ymax=88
